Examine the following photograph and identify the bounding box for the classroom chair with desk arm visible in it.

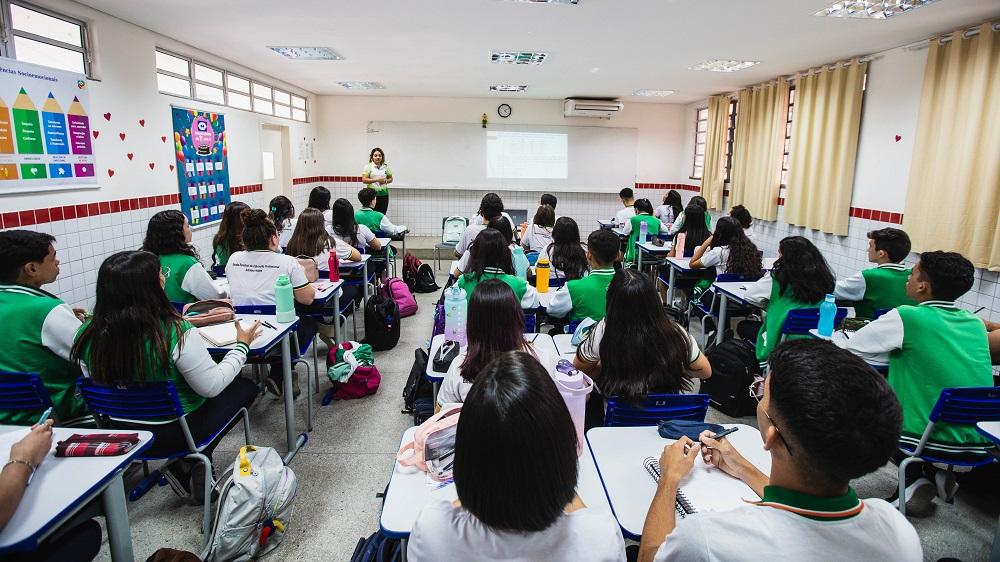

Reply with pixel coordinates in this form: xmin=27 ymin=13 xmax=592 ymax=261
xmin=434 ymin=216 xmax=469 ymax=271
xmin=604 ymin=393 xmax=710 ymax=427
xmin=76 ymin=377 xmax=252 ymax=544
xmin=895 ymin=386 xmax=1000 ymax=517
xmin=689 ymin=273 xmax=761 ymax=348
xmin=0 ymin=372 xmax=53 ymax=423
xmin=780 ymin=307 xmax=849 ymax=341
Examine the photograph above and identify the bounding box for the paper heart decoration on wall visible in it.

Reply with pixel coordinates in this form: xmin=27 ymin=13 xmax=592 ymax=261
xmin=92 ymin=131 xmax=99 ymax=139
xmin=169 ymin=164 xmax=175 ymax=172
xmin=127 ymin=153 xmax=134 ymax=160
xmin=148 ymin=162 xmax=155 ymax=170
xmin=161 ymin=136 xmax=167 ymax=143
xmin=119 ymin=132 xmax=126 ymax=141
xmin=107 ymin=169 xmax=115 ymax=177
xmin=139 ymin=119 xmax=145 ymax=127
xmin=895 ymin=135 xmax=902 ymax=142
xmin=103 ymin=112 xmax=111 ymax=121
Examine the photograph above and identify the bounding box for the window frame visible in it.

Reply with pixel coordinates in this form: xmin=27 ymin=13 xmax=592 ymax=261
xmin=0 ymin=0 xmax=93 ymax=77
xmin=724 ymin=98 xmax=737 ymax=184
xmin=690 ymin=106 xmax=709 ymax=180
xmin=781 ymin=85 xmax=795 ymax=187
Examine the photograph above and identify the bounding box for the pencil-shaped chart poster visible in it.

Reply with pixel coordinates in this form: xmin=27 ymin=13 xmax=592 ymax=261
xmin=0 ymin=57 xmax=95 ymax=191
xmin=171 ymin=106 xmax=230 ymax=227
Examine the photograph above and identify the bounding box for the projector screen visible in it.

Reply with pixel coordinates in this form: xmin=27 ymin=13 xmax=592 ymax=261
xmin=487 ymin=131 xmax=568 ymax=179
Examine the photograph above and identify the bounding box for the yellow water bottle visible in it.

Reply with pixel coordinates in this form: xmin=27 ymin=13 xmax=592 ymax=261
xmin=536 ymin=258 xmax=550 ymax=293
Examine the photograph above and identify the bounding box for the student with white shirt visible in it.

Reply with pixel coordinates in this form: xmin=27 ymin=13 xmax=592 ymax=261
xmin=226 ymin=210 xmax=316 ymax=397
xmin=142 ymin=210 xmax=226 ymax=305
xmin=614 ymin=187 xmax=636 ymax=227
xmin=689 ymin=217 xmax=762 ymax=277
xmin=331 ymin=197 xmax=384 ymax=279
xmin=666 ymin=204 xmax=711 ymax=259
xmin=268 ymin=195 xmax=296 ymax=248
xmin=729 ymin=204 xmax=755 ymax=239
xmin=654 ymin=190 xmax=683 ymax=228
xmin=834 ymin=227 xmax=915 ymax=319
xmin=458 ymin=192 xmax=506 ymax=256
xmin=437 ymin=279 xmax=556 ymax=406
xmin=667 ymin=195 xmax=713 ymax=236
xmin=521 ymin=204 xmax=555 ymax=253
xmin=308 ymin=185 xmax=333 ymax=231
xmin=212 ymin=201 xmax=249 ymax=269
xmin=454 ymin=228 xmax=539 ymax=309
xmin=538 ymin=217 xmax=589 ymax=281
xmin=453 ymin=216 xmax=517 ymax=276
xmin=639 ymin=340 xmax=922 ymax=562
xmin=411 ymin=350 xmax=626 ymax=562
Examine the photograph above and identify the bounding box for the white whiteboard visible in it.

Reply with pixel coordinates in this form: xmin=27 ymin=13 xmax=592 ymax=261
xmin=366 ymin=121 xmax=637 ymax=193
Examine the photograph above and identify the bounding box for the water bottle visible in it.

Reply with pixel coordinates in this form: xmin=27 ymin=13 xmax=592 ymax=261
xmin=536 ymin=258 xmax=550 ymax=293
xmin=275 ymin=274 xmax=296 ymax=323
xmin=328 ymin=250 xmax=340 ymax=282
xmin=675 ymin=233 xmax=687 ymax=258
xmin=444 ymin=285 xmax=468 ymax=346
xmin=639 ymin=221 xmax=649 ymax=244
xmin=553 ymin=360 xmax=594 ymax=456
xmin=512 ymin=247 xmax=529 ymax=280
xmin=818 ymin=293 xmax=837 ymax=337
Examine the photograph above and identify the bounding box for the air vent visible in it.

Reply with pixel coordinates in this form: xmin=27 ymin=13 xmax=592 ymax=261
xmin=491 ymin=51 xmax=548 ymax=65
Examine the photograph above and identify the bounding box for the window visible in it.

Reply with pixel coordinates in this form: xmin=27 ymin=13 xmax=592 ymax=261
xmin=227 ymin=73 xmax=251 ymax=110
xmin=724 ymin=99 xmax=737 ymax=183
xmin=155 ymin=49 xmax=191 ymax=97
xmin=0 ymin=1 xmax=91 ymax=75
xmin=781 ymin=86 xmax=795 ymax=186
xmin=691 ymin=107 xmax=708 ymax=179
xmin=291 ymin=95 xmax=307 ymax=122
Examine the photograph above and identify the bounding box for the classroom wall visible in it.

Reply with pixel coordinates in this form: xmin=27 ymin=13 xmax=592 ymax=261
xmin=0 ymin=0 xmax=321 ymax=307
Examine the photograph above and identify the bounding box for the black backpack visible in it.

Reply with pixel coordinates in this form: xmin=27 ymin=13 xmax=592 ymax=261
xmin=364 ymin=292 xmax=401 ymax=351
xmin=701 ymin=338 xmax=760 ymax=417
xmin=414 ymin=263 xmax=439 ymax=293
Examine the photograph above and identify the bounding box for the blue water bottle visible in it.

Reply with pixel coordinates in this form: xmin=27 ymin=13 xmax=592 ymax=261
xmin=817 ymin=293 xmax=837 ymax=337
xmin=512 ymin=247 xmax=530 ymax=280
xmin=639 ymin=221 xmax=649 ymax=244
xmin=444 ymin=285 xmax=468 ymax=346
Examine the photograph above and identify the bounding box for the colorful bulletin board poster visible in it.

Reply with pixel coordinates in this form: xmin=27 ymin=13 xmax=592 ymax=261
xmin=171 ymin=106 xmax=230 ymax=227
xmin=0 ymin=57 xmax=96 ymax=192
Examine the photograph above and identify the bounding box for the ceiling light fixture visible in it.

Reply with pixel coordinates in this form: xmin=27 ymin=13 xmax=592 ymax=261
xmin=268 ymin=46 xmax=343 ymax=60
xmin=337 ymin=81 xmax=385 ymax=90
xmin=814 ymin=0 xmax=939 ymax=19
xmin=689 ymin=59 xmax=759 ymax=72
xmin=491 ymin=51 xmax=548 ymax=65
xmin=633 ymin=89 xmax=675 ymax=97
xmin=490 ymin=84 xmax=528 ymax=92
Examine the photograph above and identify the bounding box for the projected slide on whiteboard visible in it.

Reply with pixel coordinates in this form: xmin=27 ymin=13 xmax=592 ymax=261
xmin=487 ymin=131 xmax=568 ymax=179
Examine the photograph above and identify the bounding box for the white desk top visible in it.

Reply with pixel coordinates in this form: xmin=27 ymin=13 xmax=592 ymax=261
xmin=380 ymin=425 xmax=612 ymax=538
xmin=214 ymin=279 xmax=341 ymax=306
xmin=449 ymin=261 xmax=460 ymax=276
xmin=586 ymin=424 xmax=771 ymax=539
xmin=375 ymin=237 xmax=391 ymax=247
xmin=711 ymin=281 xmax=760 ymax=307
xmin=203 ymin=313 xmax=298 ymax=355
xmin=612 ymin=228 xmax=627 ymax=237
xmin=664 ymin=257 xmax=694 ymax=271
xmin=426 ymin=333 xmax=558 ymax=381
xmin=637 ymin=240 xmax=673 ymax=254
xmin=976 ymin=422 xmax=1000 ymax=446
xmin=537 ymin=289 xmax=552 ymax=308
xmin=0 ymin=426 xmax=154 ymax=551
xmin=553 ymin=333 xmax=577 ymax=357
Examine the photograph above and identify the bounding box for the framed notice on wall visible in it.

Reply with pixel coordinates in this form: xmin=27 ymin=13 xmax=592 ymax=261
xmin=0 ymin=57 xmax=96 ymax=193
xmin=171 ymin=106 xmax=230 ymax=227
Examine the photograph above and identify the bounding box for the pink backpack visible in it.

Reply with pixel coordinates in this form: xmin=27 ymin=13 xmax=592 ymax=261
xmin=382 ymin=277 xmax=418 ymax=317
xmin=331 ymin=366 xmax=380 ymax=400
xmin=396 ymin=405 xmax=461 ymax=481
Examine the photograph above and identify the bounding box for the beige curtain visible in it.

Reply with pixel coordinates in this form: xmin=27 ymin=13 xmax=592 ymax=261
xmin=904 ymin=23 xmax=1000 ymax=270
xmin=783 ymin=59 xmax=867 ymax=235
xmin=728 ymin=80 xmax=788 ymax=221
xmin=700 ymin=95 xmax=729 ymax=210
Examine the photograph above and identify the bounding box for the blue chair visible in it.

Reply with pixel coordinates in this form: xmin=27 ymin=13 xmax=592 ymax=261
xmin=0 ymin=372 xmax=52 ymax=421
xmin=526 ymin=251 xmax=540 ymax=266
xmin=689 ymin=273 xmax=761 ymax=347
xmin=77 ymin=377 xmax=251 ymax=542
xmin=780 ymin=307 xmax=849 ymax=340
xmin=171 ymin=302 xmax=186 ymax=314
xmin=604 ymin=393 xmax=710 ymax=427
xmin=211 ymin=265 xmax=226 ymax=278
xmin=873 ymin=307 xmax=891 ymax=320
xmin=896 ymin=387 xmax=1000 ymax=516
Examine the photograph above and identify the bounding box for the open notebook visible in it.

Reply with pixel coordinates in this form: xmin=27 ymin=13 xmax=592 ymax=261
xmin=644 ymin=455 xmax=760 ymax=518
xmin=196 ymin=321 xmax=270 ymax=347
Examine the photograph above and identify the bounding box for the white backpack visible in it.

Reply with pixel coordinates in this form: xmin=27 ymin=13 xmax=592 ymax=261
xmin=442 ymin=216 xmax=467 ymax=245
xmin=201 ymin=446 xmax=297 ymax=561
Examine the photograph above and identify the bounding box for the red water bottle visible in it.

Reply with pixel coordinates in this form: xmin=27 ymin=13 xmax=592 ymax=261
xmin=328 ymin=251 xmax=340 ymax=281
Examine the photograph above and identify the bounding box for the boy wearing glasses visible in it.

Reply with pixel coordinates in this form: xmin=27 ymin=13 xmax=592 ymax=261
xmin=638 ymin=340 xmax=921 ymax=562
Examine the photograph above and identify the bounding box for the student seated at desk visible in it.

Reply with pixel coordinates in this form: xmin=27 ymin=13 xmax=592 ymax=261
xmin=286 ymin=208 xmax=361 ymax=265
xmin=521 ymin=204 xmax=555 ymax=253
xmin=654 ymin=190 xmax=683 ymax=229
xmin=212 ymin=201 xmax=249 ymax=270
xmin=834 ymin=227 xmax=916 ymax=319
xmin=455 ymin=228 xmax=538 ymax=309
xmin=268 ymin=196 xmax=296 ymax=248
xmin=666 ymin=204 xmax=711 ymax=258
xmin=623 ymin=199 xmax=663 ymax=264
xmin=667 ymin=196 xmax=712 ymax=236
xmin=638 ymin=340 xmax=921 ymax=562
xmin=574 ymin=270 xmax=711 ymax=428
xmin=986 ymin=319 xmax=1000 ymax=364
xmin=142 ymin=210 xmax=226 ymax=304
xmin=437 ymin=280 xmax=555 ymax=406
xmin=547 ymin=229 xmax=619 ymax=322
xmin=307 ymin=185 xmax=333 ymax=231
xmin=72 ymin=250 xmax=260 ymax=499
xmin=0 ymin=231 xmax=87 ymax=426
xmin=538 ymin=217 xmax=589 ymax=282
xmin=614 ymin=187 xmax=636 ymax=228
xmin=835 ymin=251 xmax=994 ymax=512
xmin=741 ymin=236 xmax=834 ymax=365
xmin=540 ymin=193 xmax=559 ymax=218
xmin=453 ymin=216 xmax=517 ymax=277
xmin=411 ymin=351 xmax=626 ymax=561
xmin=355 ymin=187 xmax=407 ymax=236
xmin=459 ymin=192 xmax=508 ymax=256
xmin=225 ymin=210 xmax=316 ymax=397
xmin=689 ymin=217 xmax=762 ymax=277
xmin=729 ymin=204 xmax=755 ymax=239
xmin=331 ymin=198 xmax=384 ymax=277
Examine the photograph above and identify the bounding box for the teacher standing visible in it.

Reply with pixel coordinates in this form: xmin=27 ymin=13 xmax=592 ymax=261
xmin=362 ymin=147 xmax=393 ymax=214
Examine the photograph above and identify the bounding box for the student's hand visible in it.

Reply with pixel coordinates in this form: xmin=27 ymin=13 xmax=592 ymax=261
xmin=235 ymin=320 xmax=262 ymax=346
xmin=659 ymin=437 xmax=700 ymax=487
xmin=72 ymin=308 xmax=87 ymax=322
xmin=10 ymin=421 xmax=53 ymax=469
xmin=699 ymin=430 xmax=750 ymax=479
xmin=385 ymin=176 xmax=393 ymax=184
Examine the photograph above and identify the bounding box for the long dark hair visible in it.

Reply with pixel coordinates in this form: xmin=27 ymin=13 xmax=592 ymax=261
xmin=142 ymin=210 xmax=198 ymax=259
xmin=308 ymin=186 xmax=331 ymax=211
xmin=487 ymin=216 xmax=514 ymax=246
xmin=211 ymin=202 xmax=249 ymax=266
xmin=285 ymin=208 xmax=331 ymax=258
xmin=268 ymin=196 xmax=295 ymax=228
xmin=240 ymin=209 xmax=277 ymax=251
xmin=773 ymin=236 xmax=835 ymax=304
xmin=663 ymin=190 xmax=683 ymax=219
xmin=711 ymin=217 xmax=762 ymax=279
xmin=532 ymin=205 xmax=555 ymax=228
xmin=679 ymin=204 xmax=711 ymax=256
xmin=331 ymin=198 xmax=361 ymax=248
xmin=465 ymin=228 xmax=514 ymax=279
xmin=459 ymin=279 xmax=528 ymax=382
xmin=71 ymin=251 xmax=185 ymax=384
xmin=455 ymin=351 xmax=577 ymax=533
xmin=599 ymin=269 xmax=694 ymax=403
xmin=546 ymin=217 xmax=588 ymax=280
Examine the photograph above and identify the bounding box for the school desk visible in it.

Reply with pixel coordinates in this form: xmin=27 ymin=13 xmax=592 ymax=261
xmin=710 ymin=281 xmax=766 ymax=347
xmin=322 ymin=254 xmax=372 ymax=304
xmin=598 ymin=219 xmax=616 ymax=230
xmin=553 ymin=333 xmax=577 ymax=357
xmin=975 ymin=422 xmax=1000 ymax=562
xmin=666 ymin=258 xmax=778 ymax=309
xmin=0 ymin=426 xmax=154 ymax=562
xmin=637 ymin=240 xmax=673 ymax=280
xmin=212 ymin=279 xmax=344 ymax=347
xmin=587 ymin=424 xmax=771 ymax=539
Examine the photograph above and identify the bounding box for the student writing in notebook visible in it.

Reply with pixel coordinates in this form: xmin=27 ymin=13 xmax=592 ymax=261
xmin=639 ymin=340 xmax=922 ymax=562
xmin=623 ymin=198 xmax=663 ymax=264
xmin=834 ymin=227 xmax=916 ymax=319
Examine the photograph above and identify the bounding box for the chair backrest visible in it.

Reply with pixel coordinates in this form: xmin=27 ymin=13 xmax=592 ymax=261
xmin=77 ymin=377 xmax=185 ymax=421
xmin=781 ymin=307 xmax=848 ymax=335
xmin=716 ymin=272 xmax=757 ymax=283
xmin=873 ymin=307 xmax=891 ymax=320
xmin=441 ymin=216 xmax=468 ymax=245
xmin=604 ymin=393 xmax=710 ymax=427
xmin=929 ymin=387 xmax=1000 ymax=425
xmin=548 ymin=277 xmax=566 ymax=288
xmin=234 ymin=304 xmax=277 ymax=315
xmin=211 ymin=265 xmax=226 ymax=278
xmin=0 ymin=372 xmax=52 ymax=413
xmin=171 ymin=302 xmax=186 ymax=313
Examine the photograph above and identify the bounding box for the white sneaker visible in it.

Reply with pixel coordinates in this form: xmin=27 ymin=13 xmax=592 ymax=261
xmin=891 ymin=477 xmax=936 ymax=516
xmin=934 ymin=470 xmax=959 ymax=504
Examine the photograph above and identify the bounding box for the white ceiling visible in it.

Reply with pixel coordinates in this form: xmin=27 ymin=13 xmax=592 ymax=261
xmin=76 ymin=0 xmax=1000 ymax=103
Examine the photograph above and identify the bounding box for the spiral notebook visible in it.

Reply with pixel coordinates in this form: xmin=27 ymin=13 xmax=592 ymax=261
xmin=644 ymin=456 xmax=697 ymax=518
xmin=643 ymin=455 xmax=760 ymax=517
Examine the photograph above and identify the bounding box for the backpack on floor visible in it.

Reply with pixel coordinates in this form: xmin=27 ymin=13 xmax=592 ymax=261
xmin=382 ymin=277 xmax=418 ymax=317
xmin=350 ymin=531 xmax=402 ymax=562
xmin=442 ymin=216 xmax=467 ymax=245
xmin=326 ymin=341 xmax=381 ymax=401
xmin=701 ymin=338 xmax=760 ymax=417
xmin=402 ymin=348 xmax=435 ymax=425
xmin=364 ymin=292 xmax=401 ymax=351
xmin=403 ymin=253 xmax=420 ymax=291
xmin=201 ymin=446 xmax=296 ymax=562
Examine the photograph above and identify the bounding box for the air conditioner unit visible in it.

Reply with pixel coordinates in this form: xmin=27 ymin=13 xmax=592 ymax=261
xmin=563 ymin=99 xmax=624 ymax=118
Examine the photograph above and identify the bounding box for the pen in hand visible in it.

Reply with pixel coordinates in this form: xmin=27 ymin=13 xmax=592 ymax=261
xmin=699 ymin=426 xmax=739 ymax=449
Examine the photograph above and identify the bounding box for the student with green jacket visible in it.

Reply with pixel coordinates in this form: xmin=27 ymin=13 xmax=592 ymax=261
xmin=834 ymin=228 xmax=916 ymax=319
xmin=455 ymin=228 xmax=539 ymax=309
xmin=142 ymin=210 xmax=226 ymax=304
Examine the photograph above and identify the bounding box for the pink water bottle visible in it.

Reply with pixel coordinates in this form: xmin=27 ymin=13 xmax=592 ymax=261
xmin=328 ymin=251 xmax=340 ymax=281
xmin=554 ymin=360 xmax=594 ymax=456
